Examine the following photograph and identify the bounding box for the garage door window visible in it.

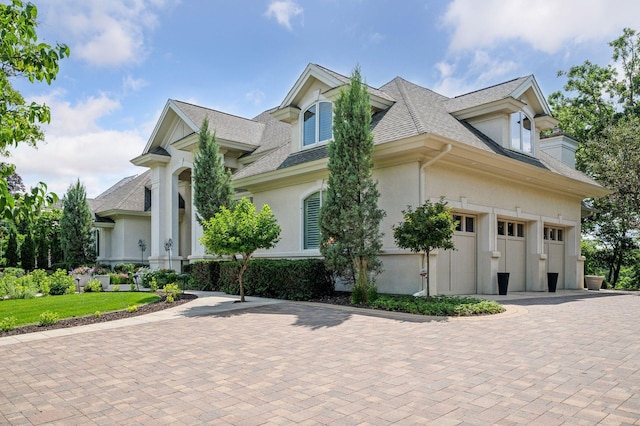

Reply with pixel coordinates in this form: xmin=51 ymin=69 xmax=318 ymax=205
xmin=453 ymin=214 xmax=475 ymax=233
xmin=544 ymin=226 xmax=564 ymax=241
xmin=498 ymin=220 xmax=525 ymax=238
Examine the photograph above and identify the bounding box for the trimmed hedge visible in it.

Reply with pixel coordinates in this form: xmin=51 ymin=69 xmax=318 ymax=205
xmin=218 ymin=258 xmax=334 ymax=301
xmin=183 ymin=261 xmax=221 ymax=291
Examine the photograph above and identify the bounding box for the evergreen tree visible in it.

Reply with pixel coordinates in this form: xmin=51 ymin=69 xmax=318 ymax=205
xmin=36 ymin=227 xmax=48 ymax=269
xmin=319 ymin=66 xmax=386 ymax=303
xmin=60 ymin=180 xmax=94 ymax=268
xmin=6 ymin=229 xmax=18 ymax=267
xmin=21 ymin=231 xmax=35 ymax=270
xmin=193 ymin=117 xmax=234 ymax=225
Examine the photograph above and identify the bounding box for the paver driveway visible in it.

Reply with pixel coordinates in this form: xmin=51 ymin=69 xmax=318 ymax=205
xmin=1 ymin=291 xmax=640 ymax=425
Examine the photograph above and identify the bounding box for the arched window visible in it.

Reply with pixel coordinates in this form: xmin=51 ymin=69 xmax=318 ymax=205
xmin=510 ymin=111 xmax=533 ymax=154
xmin=303 ymin=101 xmax=332 ymax=147
xmin=303 ymin=191 xmax=324 ymax=249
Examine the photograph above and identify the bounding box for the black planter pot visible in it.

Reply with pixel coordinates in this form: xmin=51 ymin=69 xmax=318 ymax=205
xmin=547 ymin=272 xmax=559 ymax=293
xmin=497 ymin=272 xmax=510 ymax=295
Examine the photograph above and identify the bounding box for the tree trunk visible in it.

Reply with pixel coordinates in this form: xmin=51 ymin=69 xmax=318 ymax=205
xmin=238 ymin=253 xmax=251 ymax=302
xmin=425 ymin=251 xmax=431 ymax=300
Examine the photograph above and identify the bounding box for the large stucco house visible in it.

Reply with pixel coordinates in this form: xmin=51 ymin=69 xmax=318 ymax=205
xmin=90 ymin=63 xmax=608 ymax=295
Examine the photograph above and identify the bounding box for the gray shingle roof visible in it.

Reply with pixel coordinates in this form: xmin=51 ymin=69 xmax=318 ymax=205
xmin=444 ymin=76 xmax=530 ymax=113
xmin=172 ymin=100 xmax=265 ymax=147
xmin=92 ymin=170 xmax=151 ymax=214
xmin=231 ymin=71 xmax=599 ymax=189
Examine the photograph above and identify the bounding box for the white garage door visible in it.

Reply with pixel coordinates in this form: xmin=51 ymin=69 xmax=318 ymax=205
xmin=437 ymin=214 xmax=477 ymax=295
xmin=544 ymin=226 xmax=565 ymax=289
xmin=497 ymin=220 xmax=526 ymax=292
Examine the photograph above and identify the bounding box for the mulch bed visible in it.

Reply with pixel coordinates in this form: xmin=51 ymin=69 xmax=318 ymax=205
xmin=0 ymin=293 xmax=198 ymax=338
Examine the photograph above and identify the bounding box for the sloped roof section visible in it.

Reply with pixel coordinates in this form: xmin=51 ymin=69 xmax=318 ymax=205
xmin=92 ymin=170 xmax=151 ymax=214
xmin=233 ymin=143 xmax=292 ymax=180
xmin=250 ymin=107 xmax=291 ymax=155
xmin=172 ymin=100 xmax=265 ymax=147
xmin=444 ymin=76 xmax=530 ymax=113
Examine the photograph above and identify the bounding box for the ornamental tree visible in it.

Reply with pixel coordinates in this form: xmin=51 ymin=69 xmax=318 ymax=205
xmin=60 ymin=180 xmax=95 ymax=268
xmin=20 ymin=231 xmax=35 ymax=270
xmin=193 ymin=117 xmax=234 ymax=225
xmin=319 ymin=66 xmax=386 ymax=303
xmin=200 ymin=197 xmax=280 ymax=302
xmin=392 ymin=198 xmax=456 ymax=299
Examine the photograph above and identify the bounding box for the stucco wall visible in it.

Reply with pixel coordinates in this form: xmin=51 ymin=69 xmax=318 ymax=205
xmin=109 ymin=216 xmax=151 ymax=264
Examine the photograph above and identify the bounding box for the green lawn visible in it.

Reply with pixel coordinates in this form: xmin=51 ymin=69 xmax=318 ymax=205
xmin=0 ymin=293 xmax=161 ymax=326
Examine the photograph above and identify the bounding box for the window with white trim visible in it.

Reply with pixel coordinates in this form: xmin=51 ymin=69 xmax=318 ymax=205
xmin=303 ymin=191 xmax=324 ymax=249
xmin=510 ymin=111 xmax=533 ymax=154
xmin=303 ymin=101 xmax=332 ymax=147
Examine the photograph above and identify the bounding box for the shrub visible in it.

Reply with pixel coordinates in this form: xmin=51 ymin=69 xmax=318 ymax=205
xmin=3 ymin=267 xmax=25 ymax=278
xmin=49 ymin=269 xmax=75 ymax=295
xmin=83 ymin=279 xmax=103 ymax=293
xmin=126 ymin=305 xmax=138 ymax=313
xmin=30 ymin=269 xmax=50 ymax=295
xmin=50 ymin=262 xmax=69 ymax=272
xmin=351 ymin=283 xmax=378 ymax=305
xmin=163 ymin=283 xmax=182 ymax=299
xmin=188 ymin=261 xmax=221 ymax=291
xmin=114 ymin=263 xmax=135 ymax=274
xmin=94 ymin=311 xmax=101 ymax=318
xmin=141 ymin=269 xmax=177 ymax=288
xmin=130 ymin=283 xmax=135 ymax=291
xmin=39 ymin=311 xmax=59 ymax=326
xmin=93 ymin=265 xmax=111 ymax=275
xmin=218 ymin=259 xmax=334 ymax=301
xmin=109 ymin=272 xmax=131 ymax=285
xmin=149 ymin=277 xmax=158 ymax=292
xmin=165 ymin=294 xmax=174 ymax=303
xmin=0 ymin=275 xmax=38 ymax=299
xmin=112 ymin=285 xmax=120 ymax=292
xmin=0 ymin=316 xmax=17 ymax=332
xmin=371 ymin=295 xmax=505 ymax=316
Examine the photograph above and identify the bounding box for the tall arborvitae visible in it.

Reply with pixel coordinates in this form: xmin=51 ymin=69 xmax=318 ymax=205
xmin=5 ymin=229 xmax=18 ymax=267
xmin=319 ymin=66 xmax=386 ymax=303
xmin=21 ymin=231 xmax=35 ymax=270
xmin=60 ymin=180 xmax=94 ymax=268
xmin=36 ymin=227 xmax=48 ymax=269
xmin=193 ymin=117 xmax=234 ymax=225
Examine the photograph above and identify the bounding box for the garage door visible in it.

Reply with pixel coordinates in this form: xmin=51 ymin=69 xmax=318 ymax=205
xmin=437 ymin=214 xmax=477 ymax=295
xmin=544 ymin=226 xmax=565 ymax=289
xmin=497 ymin=220 xmax=526 ymax=292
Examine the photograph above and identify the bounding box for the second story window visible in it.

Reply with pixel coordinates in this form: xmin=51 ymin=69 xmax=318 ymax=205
xmin=303 ymin=101 xmax=332 ymax=147
xmin=510 ymin=111 xmax=533 ymax=154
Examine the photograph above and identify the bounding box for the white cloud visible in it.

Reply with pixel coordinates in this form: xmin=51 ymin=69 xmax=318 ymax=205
xmin=8 ymin=92 xmax=146 ymax=198
xmin=433 ymin=51 xmax=518 ymax=97
xmin=123 ymin=75 xmax=150 ymax=92
xmin=245 ymin=90 xmax=266 ymax=106
xmin=265 ymin=1 xmax=303 ymax=30
xmin=41 ymin=1 xmax=172 ymax=67
xmin=442 ymin=0 xmax=640 ymax=53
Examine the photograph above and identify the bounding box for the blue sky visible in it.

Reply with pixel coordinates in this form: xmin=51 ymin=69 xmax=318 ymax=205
xmin=9 ymin=0 xmax=640 ymax=197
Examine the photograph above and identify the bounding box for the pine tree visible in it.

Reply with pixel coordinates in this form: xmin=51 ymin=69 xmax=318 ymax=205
xmin=6 ymin=229 xmax=18 ymax=267
xmin=60 ymin=180 xmax=94 ymax=268
xmin=319 ymin=66 xmax=386 ymax=303
xmin=193 ymin=117 xmax=234 ymax=225
xmin=21 ymin=231 xmax=35 ymax=270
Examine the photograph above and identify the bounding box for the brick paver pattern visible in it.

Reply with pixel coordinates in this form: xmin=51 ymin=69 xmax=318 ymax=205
xmin=1 ymin=292 xmax=640 ymax=425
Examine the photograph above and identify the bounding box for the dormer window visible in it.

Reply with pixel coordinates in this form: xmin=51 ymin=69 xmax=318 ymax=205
xmin=303 ymin=101 xmax=332 ymax=147
xmin=510 ymin=111 xmax=533 ymax=154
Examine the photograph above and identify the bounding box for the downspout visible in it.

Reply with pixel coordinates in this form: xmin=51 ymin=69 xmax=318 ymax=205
xmin=415 ymin=143 xmax=452 ymax=297
xmin=419 ymin=143 xmax=452 ymax=205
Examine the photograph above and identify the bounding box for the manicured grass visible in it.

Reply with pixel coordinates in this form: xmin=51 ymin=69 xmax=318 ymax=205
xmin=0 ymin=293 xmax=161 ymax=326
xmin=370 ymin=294 xmax=505 ymax=316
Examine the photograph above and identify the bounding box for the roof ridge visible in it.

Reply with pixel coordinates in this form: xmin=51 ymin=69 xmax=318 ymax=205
xmin=393 ymin=78 xmax=428 ymax=135
xmin=452 ymin=75 xmax=530 ymax=99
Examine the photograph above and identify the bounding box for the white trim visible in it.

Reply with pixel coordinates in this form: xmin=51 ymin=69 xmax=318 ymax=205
xmin=299 ymin=99 xmax=333 ymax=150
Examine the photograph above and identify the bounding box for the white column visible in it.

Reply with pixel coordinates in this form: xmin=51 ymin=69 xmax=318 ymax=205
xmin=149 ymin=165 xmax=168 ymax=270
xmin=565 ymin=223 xmax=581 ymax=289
